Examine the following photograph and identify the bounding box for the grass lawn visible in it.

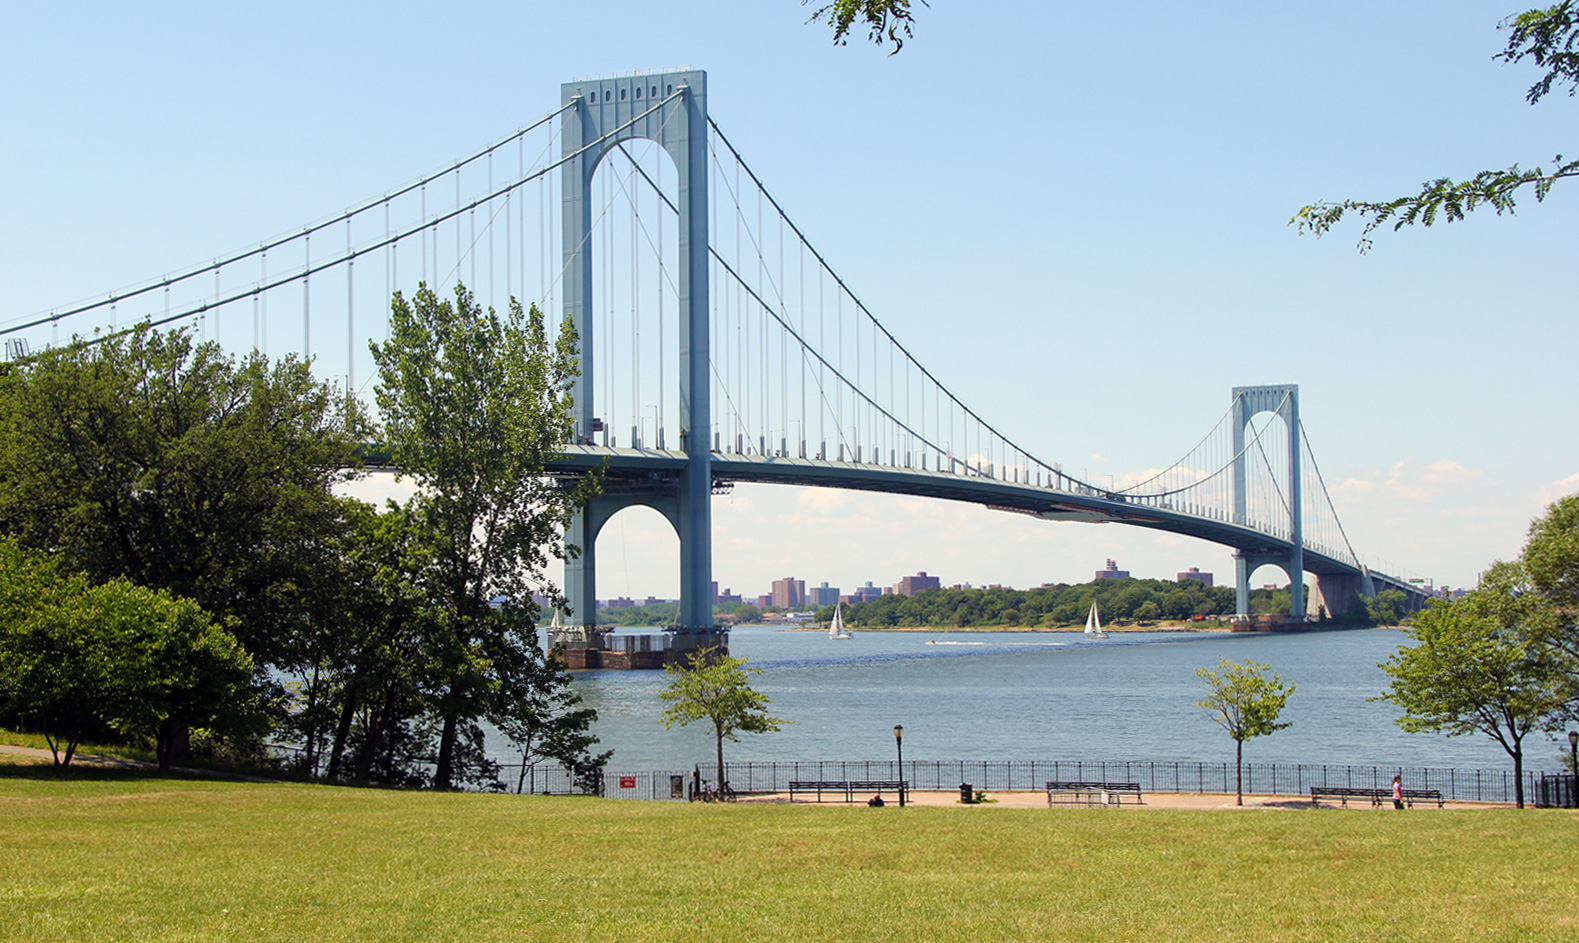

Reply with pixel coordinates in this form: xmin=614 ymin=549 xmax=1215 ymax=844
xmin=2 ymin=766 xmax=1575 ymax=942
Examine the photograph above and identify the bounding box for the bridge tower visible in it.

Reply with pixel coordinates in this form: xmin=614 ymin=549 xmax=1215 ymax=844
xmin=552 ymin=69 xmax=723 ymax=662
xmin=1230 ymin=384 xmax=1305 ymax=623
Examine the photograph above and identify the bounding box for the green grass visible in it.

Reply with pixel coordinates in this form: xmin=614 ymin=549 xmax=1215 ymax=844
xmin=2 ymin=768 xmax=1575 ymax=943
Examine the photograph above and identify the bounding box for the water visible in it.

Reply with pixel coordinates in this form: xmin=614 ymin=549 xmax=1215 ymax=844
xmin=523 ymin=626 xmax=1569 ymax=774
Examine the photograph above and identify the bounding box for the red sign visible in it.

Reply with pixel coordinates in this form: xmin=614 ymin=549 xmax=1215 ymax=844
xmin=619 ymin=776 xmax=636 ymax=789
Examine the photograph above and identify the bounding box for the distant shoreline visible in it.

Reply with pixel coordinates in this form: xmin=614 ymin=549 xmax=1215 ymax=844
xmin=776 ymin=622 xmax=1232 ymax=634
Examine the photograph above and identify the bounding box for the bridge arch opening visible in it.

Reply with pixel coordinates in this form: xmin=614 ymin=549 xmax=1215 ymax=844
xmin=592 ymin=504 xmax=680 ymax=614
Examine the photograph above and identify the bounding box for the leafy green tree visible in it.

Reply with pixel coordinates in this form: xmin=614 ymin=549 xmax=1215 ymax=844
xmin=0 ymin=324 xmax=359 ymax=670
xmin=1521 ymin=493 xmax=1579 ymax=664
xmin=805 ymin=0 xmax=924 ymax=52
xmin=658 ymin=647 xmax=787 ymax=794
xmin=732 ymin=603 xmax=763 ymax=625
xmin=0 ymin=539 xmax=254 ymax=770
xmin=369 ymin=283 xmax=598 ymax=790
xmin=1378 ymin=564 xmax=1570 ymax=807
xmin=1364 ymin=589 xmax=1411 ymax=627
xmin=1295 ymin=6 xmax=1579 ymax=249
xmin=94 ymin=581 xmax=257 ymax=771
xmin=1196 ymin=658 xmax=1296 ymax=805
xmin=494 ymin=648 xmax=610 ymax=795
xmin=0 ymin=541 xmax=109 ymax=766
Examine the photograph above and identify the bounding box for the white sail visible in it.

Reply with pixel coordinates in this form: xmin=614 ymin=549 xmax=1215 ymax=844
xmin=829 ymin=602 xmax=853 ymax=640
xmin=1084 ymin=601 xmax=1108 ymax=639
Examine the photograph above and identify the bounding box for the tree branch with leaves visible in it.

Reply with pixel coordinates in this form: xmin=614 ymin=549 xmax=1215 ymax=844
xmin=1293 ymin=4 xmax=1579 ymax=251
xmin=805 ymin=0 xmax=925 ymax=53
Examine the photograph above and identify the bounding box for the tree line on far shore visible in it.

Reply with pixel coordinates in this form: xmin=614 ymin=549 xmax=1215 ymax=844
xmin=597 ymin=580 xmax=1414 ymax=629
xmin=816 ymin=581 xmax=1412 ymax=630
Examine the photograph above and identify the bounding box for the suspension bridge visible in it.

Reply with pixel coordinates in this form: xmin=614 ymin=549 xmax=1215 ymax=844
xmin=1 ymin=69 xmax=1427 ymax=666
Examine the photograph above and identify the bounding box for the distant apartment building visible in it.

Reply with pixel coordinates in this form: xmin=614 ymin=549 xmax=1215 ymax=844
xmin=808 ymin=582 xmax=841 ymax=607
xmin=1094 ymin=559 xmax=1130 ymax=580
xmin=772 ymin=577 xmax=806 ymax=610
xmin=842 ymin=581 xmax=887 ymax=605
xmin=894 ymin=571 xmax=940 ymax=597
xmin=1176 ymin=567 xmax=1213 ymax=587
xmin=604 ymin=596 xmax=637 ymax=609
xmin=715 ymin=586 xmax=743 ymax=606
xmin=755 ymin=594 xmax=773 ymax=609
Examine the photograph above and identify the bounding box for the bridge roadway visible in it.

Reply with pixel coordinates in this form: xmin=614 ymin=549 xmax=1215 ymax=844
xmin=547 ymin=445 xmax=1421 ymax=606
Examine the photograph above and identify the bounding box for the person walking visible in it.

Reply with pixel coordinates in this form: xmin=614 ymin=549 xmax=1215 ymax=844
xmin=1391 ymin=774 xmax=1404 ymax=810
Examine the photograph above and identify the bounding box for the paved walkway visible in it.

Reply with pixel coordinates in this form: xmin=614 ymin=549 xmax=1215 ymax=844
xmin=740 ymin=788 xmax=1510 ymax=810
xmin=0 ymin=742 xmax=151 ymax=768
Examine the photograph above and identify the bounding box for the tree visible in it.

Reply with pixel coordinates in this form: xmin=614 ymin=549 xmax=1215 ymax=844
xmin=0 ymin=324 xmax=360 ymax=670
xmin=805 ymin=0 xmax=925 ymax=53
xmin=1364 ymin=589 xmax=1411 ymax=627
xmin=658 ymin=647 xmax=787 ymax=794
xmin=1195 ymin=658 xmax=1296 ymax=805
xmin=1378 ymin=565 xmax=1570 ymax=807
xmin=94 ymin=581 xmax=257 ymax=771
xmin=1294 ymin=6 xmax=1579 ymax=250
xmin=0 ymin=540 xmax=108 ymax=766
xmin=1521 ymin=493 xmax=1579 ymax=663
xmin=369 ymin=283 xmax=598 ymax=789
xmin=0 ymin=539 xmax=254 ymax=770
xmin=493 ymin=647 xmax=610 ymax=795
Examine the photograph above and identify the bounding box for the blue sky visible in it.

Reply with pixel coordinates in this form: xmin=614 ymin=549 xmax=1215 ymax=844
xmin=3 ymin=2 xmax=1573 ymax=599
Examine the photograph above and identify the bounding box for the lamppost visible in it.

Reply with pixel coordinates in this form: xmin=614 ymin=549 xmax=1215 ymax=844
xmin=893 ymin=724 xmax=905 ymax=807
xmin=1569 ymin=730 xmax=1578 ymax=809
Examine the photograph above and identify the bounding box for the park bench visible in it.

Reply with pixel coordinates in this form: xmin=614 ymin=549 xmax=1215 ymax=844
xmin=788 ymin=780 xmax=908 ymax=804
xmin=1309 ymin=786 xmax=1445 ymax=808
xmin=1045 ymin=780 xmax=1143 ymax=806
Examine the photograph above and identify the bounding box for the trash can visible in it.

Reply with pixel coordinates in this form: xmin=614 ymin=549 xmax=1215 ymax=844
xmin=960 ymin=782 xmax=974 ymax=804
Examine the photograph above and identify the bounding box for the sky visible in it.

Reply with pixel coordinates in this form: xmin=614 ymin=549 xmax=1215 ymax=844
xmin=3 ymin=1 xmax=1574 ymax=601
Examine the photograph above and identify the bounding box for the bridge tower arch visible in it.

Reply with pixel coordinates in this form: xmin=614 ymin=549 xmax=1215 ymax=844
xmin=1230 ymin=384 xmax=1305 ymax=622
xmin=554 ymin=70 xmax=720 ymax=652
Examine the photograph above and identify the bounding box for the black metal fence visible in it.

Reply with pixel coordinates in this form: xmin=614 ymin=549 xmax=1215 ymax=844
xmin=497 ymin=759 xmax=1556 ymax=805
xmin=1534 ymin=773 xmax=1578 ymax=809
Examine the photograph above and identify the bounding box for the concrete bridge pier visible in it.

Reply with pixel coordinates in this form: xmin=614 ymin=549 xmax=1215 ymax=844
xmin=553 ymin=479 xmax=727 ymax=667
xmin=1306 ymin=570 xmax=1376 ymax=623
xmin=1233 ymin=549 xmax=1307 ymax=630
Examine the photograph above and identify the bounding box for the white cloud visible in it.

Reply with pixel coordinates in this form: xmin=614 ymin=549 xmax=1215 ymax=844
xmin=1337 ymin=458 xmax=1487 ymax=504
xmin=1533 ymin=471 xmax=1579 ymax=506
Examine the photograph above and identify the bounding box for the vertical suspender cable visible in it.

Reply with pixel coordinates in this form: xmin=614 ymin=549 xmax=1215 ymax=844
xmin=625 ymin=154 xmax=631 ymax=445
xmin=347 ymin=217 xmax=355 ymax=401
xmin=303 ymin=233 xmax=311 ymax=361
xmin=488 ymin=151 xmax=494 ymax=309
xmin=657 ymin=145 xmax=664 ymax=446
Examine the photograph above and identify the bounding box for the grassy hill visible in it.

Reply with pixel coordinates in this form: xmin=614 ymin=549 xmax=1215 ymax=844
xmin=2 ymin=764 xmax=1574 ymax=942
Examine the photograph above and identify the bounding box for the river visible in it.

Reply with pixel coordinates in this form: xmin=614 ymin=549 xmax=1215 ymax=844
xmin=520 ymin=625 xmax=1567 ymax=775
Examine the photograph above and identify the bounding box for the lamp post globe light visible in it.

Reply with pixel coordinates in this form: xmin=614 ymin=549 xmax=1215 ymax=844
xmin=1569 ymin=730 xmax=1577 ymax=809
xmin=894 ymin=724 xmax=904 ymax=807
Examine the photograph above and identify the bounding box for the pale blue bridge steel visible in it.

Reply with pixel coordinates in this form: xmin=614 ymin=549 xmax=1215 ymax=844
xmin=544 ymin=70 xmax=1414 ymax=652
xmin=1 ymin=68 xmax=1425 ymax=656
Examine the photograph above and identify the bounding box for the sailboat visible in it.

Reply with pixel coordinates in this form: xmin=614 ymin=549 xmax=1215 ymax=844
xmin=829 ymin=602 xmax=853 ymax=640
xmin=1083 ymin=601 xmax=1109 ymax=639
